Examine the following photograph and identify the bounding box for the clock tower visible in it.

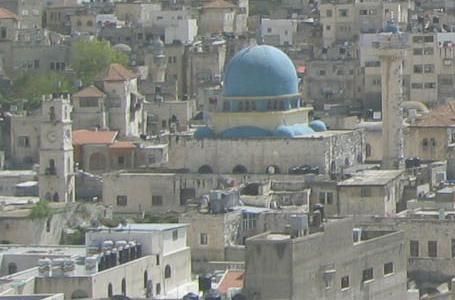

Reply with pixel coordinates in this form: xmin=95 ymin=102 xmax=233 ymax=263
xmin=38 ymin=94 xmax=75 ymax=203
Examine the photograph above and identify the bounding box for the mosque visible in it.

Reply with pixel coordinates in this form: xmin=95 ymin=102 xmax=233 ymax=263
xmin=167 ymin=45 xmax=365 ymax=175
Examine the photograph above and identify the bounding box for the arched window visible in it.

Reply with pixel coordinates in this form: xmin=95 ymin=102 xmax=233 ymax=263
xmin=144 ymin=271 xmax=148 ymax=289
xmin=45 ymin=192 xmax=52 ymax=201
xmin=49 ymin=159 xmax=56 ymax=174
xmin=198 ymin=165 xmax=213 ymax=174
xmin=344 ymin=158 xmax=350 ymax=167
xmin=8 ymin=262 xmax=17 ymax=274
xmin=49 ymin=106 xmax=55 ymax=121
xmin=233 ymin=165 xmax=248 ymax=174
xmin=121 ymin=278 xmax=126 ymax=296
xmin=422 ymin=138 xmax=429 ymax=148
xmin=265 ymin=165 xmax=280 ymax=174
xmin=365 ymin=143 xmax=372 ymax=158
xmin=53 ymin=192 xmax=59 ymax=202
xmin=165 ymin=265 xmax=171 ymax=278
xmin=107 ymin=283 xmax=113 ymax=297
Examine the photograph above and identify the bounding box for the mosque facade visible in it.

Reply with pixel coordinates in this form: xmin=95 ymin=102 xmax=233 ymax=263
xmin=167 ymin=45 xmax=365 ymax=175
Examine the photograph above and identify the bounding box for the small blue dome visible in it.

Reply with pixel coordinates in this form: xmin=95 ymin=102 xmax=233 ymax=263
xmin=309 ymin=120 xmax=327 ymax=132
xmin=274 ymin=125 xmax=295 ymax=137
xmin=220 ymin=126 xmax=273 ymax=138
xmin=223 ymin=45 xmax=299 ymax=98
xmin=194 ymin=127 xmax=214 ymax=139
xmin=292 ymin=124 xmax=315 ymax=136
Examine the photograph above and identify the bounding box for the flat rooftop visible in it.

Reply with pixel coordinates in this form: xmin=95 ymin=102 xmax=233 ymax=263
xmin=338 ymin=170 xmax=403 ymax=186
xmin=0 ymin=170 xmax=36 ymax=177
xmin=0 ymin=245 xmax=85 ymax=257
xmin=91 ymin=223 xmax=187 ymax=232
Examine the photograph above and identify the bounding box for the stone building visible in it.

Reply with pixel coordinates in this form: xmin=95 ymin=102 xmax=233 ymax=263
xmin=337 ymin=170 xmax=404 ymax=217
xmin=244 ymin=217 xmax=409 ymax=300
xmin=0 ymin=0 xmax=43 ymax=29
xmin=38 ymin=94 xmax=75 ymax=203
xmin=0 ymin=223 xmax=193 ymax=299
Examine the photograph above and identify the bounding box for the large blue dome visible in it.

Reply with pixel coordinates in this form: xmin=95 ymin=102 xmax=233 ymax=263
xmin=223 ymin=45 xmax=299 ymax=97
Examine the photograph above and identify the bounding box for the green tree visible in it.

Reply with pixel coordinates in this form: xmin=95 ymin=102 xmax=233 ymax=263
xmin=72 ymin=39 xmax=128 ymax=85
xmin=29 ymin=200 xmax=53 ymax=220
xmin=11 ymin=72 xmax=71 ymax=110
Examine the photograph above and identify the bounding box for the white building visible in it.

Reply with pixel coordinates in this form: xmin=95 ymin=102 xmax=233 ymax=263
xmin=260 ymin=18 xmax=298 ymax=46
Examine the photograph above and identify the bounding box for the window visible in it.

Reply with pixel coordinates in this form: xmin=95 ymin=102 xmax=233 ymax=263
xmin=326 ymin=9 xmax=332 ymax=17
xmin=156 ymin=255 xmax=160 ymax=265
xmin=360 ymin=187 xmax=371 ymax=197
xmin=366 ymin=143 xmax=372 ymax=158
xmin=319 ymin=192 xmax=334 ymax=205
xmin=267 ymin=27 xmax=272 ymax=33
xmin=341 ymin=275 xmax=349 ymax=289
xmin=118 ymin=156 xmax=125 ymax=165
xmin=152 ymin=195 xmax=163 ymax=206
xmin=424 ymin=64 xmax=434 ymax=73
xmin=410 ymin=240 xmax=419 ymax=257
xmin=424 ymin=47 xmax=434 ymax=55
xmin=359 ymin=9 xmax=368 ymax=15
xmin=121 ymin=278 xmax=126 ymax=296
xmin=164 ymin=265 xmax=171 ymax=278
xmin=413 ymin=36 xmax=424 ymax=43
xmin=428 ymin=241 xmax=437 ymax=257
xmin=451 ymin=239 xmax=455 ymax=258
xmin=156 ymin=283 xmax=161 ymax=295
xmin=18 ymin=136 xmax=30 ymax=148
xmin=362 ymin=268 xmax=373 ymax=282
xmin=172 ymin=230 xmax=178 ymax=240
xmin=34 ymin=60 xmax=40 ymax=69
xmin=107 ymin=283 xmax=113 ymax=297
xmin=116 ymin=195 xmax=127 ymax=206
xmin=424 ymin=82 xmax=436 ymax=89
xmin=339 ymin=9 xmax=348 ymax=17
xmin=365 ymin=61 xmax=380 ymax=67
xmin=200 ymin=233 xmax=208 ymax=245
xmin=325 ymin=25 xmax=331 ymax=31
xmin=413 ymin=65 xmax=423 ymax=73
xmin=144 ymin=271 xmax=148 ymax=289
xmin=424 ymin=36 xmax=434 ymax=43
xmin=384 ymin=262 xmax=394 ymax=275
xmin=319 ymin=70 xmax=326 ymax=76
xmin=413 ymin=48 xmax=423 ymax=55
xmin=411 ymin=83 xmax=423 ymax=89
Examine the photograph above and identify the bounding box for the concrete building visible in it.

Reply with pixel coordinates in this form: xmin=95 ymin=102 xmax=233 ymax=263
xmin=337 ymin=170 xmax=404 ymax=217
xmin=199 ymin=0 xmax=236 ymax=34
xmin=244 ymin=217 xmax=409 ymax=300
xmin=0 ymin=223 xmax=193 ymax=299
xmin=260 ymin=18 xmax=298 ymax=46
xmin=0 ymin=0 xmax=43 ymax=29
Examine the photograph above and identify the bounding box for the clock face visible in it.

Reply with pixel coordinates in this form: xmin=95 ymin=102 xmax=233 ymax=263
xmin=47 ymin=131 xmax=57 ymax=143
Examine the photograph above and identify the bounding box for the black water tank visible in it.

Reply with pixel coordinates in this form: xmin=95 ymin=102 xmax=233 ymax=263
xmin=205 ymin=289 xmax=221 ymax=300
xmin=198 ymin=274 xmax=212 ymax=292
xmin=136 ymin=244 xmax=142 ymax=258
xmin=183 ymin=292 xmax=199 ymax=300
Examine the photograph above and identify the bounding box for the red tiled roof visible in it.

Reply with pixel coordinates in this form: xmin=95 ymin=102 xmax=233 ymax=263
xmin=413 ymin=103 xmax=455 ymax=127
xmin=217 ymin=271 xmax=244 ymax=294
xmin=297 ymin=65 xmax=306 ymax=73
xmin=72 ymin=130 xmax=117 ymax=145
xmin=203 ymin=0 xmax=236 ymax=9
xmin=0 ymin=7 xmax=18 ymax=20
xmin=73 ymin=85 xmax=105 ymax=98
xmin=108 ymin=141 xmax=136 ymax=150
xmin=102 ymin=63 xmax=136 ymax=81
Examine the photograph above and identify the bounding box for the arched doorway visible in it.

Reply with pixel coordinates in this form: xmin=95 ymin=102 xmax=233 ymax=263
xmin=198 ymin=165 xmax=213 ymax=174
xmin=232 ymin=165 xmax=248 ymax=174
xmin=107 ymin=283 xmax=113 ymax=297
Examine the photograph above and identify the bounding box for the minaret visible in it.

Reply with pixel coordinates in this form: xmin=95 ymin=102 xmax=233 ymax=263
xmin=38 ymin=94 xmax=75 ymax=202
xmin=145 ymin=36 xmax=167 ymax=84
xmin=378 ymin=26 xmax=408 ymax=169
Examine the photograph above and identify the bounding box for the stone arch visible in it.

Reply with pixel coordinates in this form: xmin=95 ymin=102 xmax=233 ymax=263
xmin=265 ymin=165 xmax=280 ymax=174
xmin=198 ymin=165 xmax=213 ymax=174
xmin=232 ymin=165 xmax=248 ymax=174
xmin=8 ymin=262 xmax=17 ymax=274
xmin=165 ymin=264 xmax=171 ymax=279
xmin=89 ymin=152 xmax=107 ymax=171
xmin=71 ymin=290 xmax=89 ymax=299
